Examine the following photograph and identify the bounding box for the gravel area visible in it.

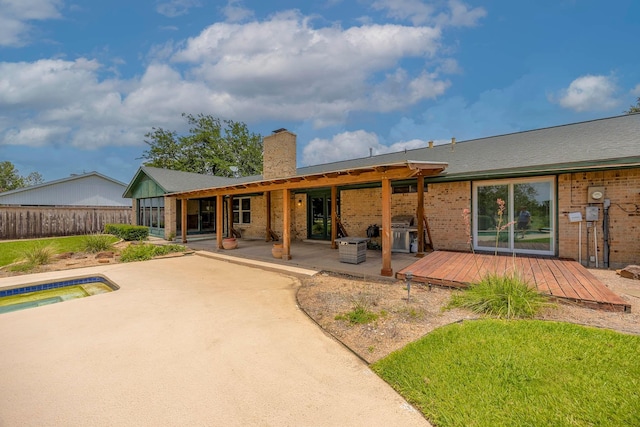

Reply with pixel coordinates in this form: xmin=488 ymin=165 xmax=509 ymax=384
xmin=297 ymin=269 xmax=640 ymax=364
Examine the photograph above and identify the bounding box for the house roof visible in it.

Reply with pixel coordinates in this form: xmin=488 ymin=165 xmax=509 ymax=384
xmin=122 ymin=166 xmax=251 ymax=198
xmin=297 ymin=114 xmax=640 ymax=180
xmin=0 ymin=171 xmax=131 ymax=207
xmin=127 ymin=114 xmax=640 ymax=198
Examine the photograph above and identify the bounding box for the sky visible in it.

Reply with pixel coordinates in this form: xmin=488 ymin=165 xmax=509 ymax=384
xmin=1 ymin=0 xmax=639 ymax=184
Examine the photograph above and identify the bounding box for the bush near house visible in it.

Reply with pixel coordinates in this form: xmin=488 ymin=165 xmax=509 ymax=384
xmin=104 ymin=224 xmax=149 ymax=241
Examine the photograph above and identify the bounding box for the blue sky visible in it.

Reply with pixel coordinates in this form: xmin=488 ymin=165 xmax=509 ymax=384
xmin=1 ymin=0 xmax=639 ymax=184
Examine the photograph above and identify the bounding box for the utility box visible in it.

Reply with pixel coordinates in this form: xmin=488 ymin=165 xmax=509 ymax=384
xmin=586 ymin=206 xmax=599 ymax=222
xmin=336 ymin=237 xmax=368 ymax=264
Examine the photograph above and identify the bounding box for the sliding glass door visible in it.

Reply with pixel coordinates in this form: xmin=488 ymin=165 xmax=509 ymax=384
xmin=474 ymin=178 xmax=554 ymax=255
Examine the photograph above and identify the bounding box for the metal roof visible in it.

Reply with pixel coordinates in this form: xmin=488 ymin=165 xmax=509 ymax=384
xmin=0 ymin=171 xmax=131 ymax=206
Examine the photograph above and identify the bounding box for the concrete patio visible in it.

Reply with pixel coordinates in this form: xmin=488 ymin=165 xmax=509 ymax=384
xmin=0 ymin=255 xmax=429 ymax=426
xmin=183 ymin=236 xmax=421 ymax=280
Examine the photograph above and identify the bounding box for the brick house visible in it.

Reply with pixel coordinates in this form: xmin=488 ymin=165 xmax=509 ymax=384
xmin=124 ymin=114 xmax=640 ymax=274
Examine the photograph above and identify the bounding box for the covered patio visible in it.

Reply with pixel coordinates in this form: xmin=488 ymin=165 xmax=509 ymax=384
xmin=183 ymin=237 xmax=420 ymax=280
xmin=172 ymin=159 xmax=448 ymax=277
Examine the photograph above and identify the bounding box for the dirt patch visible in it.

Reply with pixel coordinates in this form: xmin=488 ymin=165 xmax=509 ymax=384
xmin=297 ymin=270 xmax=640 ymax=364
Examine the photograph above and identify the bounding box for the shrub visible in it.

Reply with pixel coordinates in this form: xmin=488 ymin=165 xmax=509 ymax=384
xmin=22 ymin=245 xmax=56 ymax=266
xmin=119 ymin=243 xmax=186 ymax=263
xmin=81 ymin=233 xmax=114 ymax=253
xmin=105 ymin=224 xmax=149 ymax=241
xmin=447 ymin=270 xmax=551 ymax=319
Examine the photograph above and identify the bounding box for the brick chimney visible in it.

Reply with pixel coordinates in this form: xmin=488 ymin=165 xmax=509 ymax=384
xmin=263 ymin=128 xmax=297 ymax=179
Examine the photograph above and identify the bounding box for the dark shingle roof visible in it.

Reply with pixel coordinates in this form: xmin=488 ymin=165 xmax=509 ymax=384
xmin=298 ymin=114 xmax=640 ymax=179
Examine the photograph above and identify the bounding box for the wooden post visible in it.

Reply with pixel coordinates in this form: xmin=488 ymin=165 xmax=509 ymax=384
xmin=227 ymin=195 xmax=234 ymax=238
xmin=282 ymin=188 xmax=292 ymax=260
xmin=416 ymin=174 xmax=425 ymax=257
xmin=216 ymin=195 xmax=223 ymax=249
xmin=331 ymin=185 xmax=338 ymax=249
xmin=265 ymin=191 xmax=272 ymax=242
xmin=381 ymin=177 xmax=393 ymax=276
xmin=181 ymin=198 xmax=188 ymax=243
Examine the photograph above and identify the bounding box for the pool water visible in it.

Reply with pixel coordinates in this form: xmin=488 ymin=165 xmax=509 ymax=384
xmin=0 ymin=277 xmax=117 ymax=314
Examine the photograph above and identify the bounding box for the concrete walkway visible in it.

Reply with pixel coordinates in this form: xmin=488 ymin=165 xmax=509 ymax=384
xmin=0 ymin=255 xmax=429 ymax=426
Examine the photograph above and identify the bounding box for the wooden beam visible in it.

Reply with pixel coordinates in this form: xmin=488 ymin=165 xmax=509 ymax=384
xmin=331 ymin=185 xmax=338 ymax=249
xmin=416 ymin=175 xmax=425 ymax=257
xmin=381 ymin=177 xmax=393 ymax=276
xmin=282 ymin=188 xmax=292 ymax=260
xmin=181 ymin=198 xmax=188 ymax=243
xmin=216 ymin=194 xmax=223 ymax=249
xmin=265 ymin=191 xmax=272 ymax=242
xmin=171 ymin=164 xmax=444 ymax=199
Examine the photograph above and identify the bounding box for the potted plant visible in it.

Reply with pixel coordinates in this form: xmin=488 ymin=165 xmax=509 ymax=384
xmin=222 ymin=237 xmax=238 ymax=250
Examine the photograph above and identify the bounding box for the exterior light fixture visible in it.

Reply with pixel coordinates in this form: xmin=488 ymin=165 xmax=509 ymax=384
xmin=405 ymin=271 xmax=413 ymax=300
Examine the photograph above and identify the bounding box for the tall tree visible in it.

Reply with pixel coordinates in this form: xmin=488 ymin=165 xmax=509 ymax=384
xmin=141 ymin=114 xmax=263 ymax=177
xmin=0 ymin=162 xmax=45 ymax=192
xmin=0 ymin=161 xmax=25 ymax=192
xmin=626 ymin=97 xmax=640 ymax=114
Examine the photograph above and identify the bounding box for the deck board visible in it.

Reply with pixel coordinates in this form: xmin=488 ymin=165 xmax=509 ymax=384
xmin=397 ymin=251 xmax=630 ymax=312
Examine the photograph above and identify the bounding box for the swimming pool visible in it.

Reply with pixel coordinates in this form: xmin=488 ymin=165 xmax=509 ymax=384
xmin=0 ymin=275 xmax=119 ymax=314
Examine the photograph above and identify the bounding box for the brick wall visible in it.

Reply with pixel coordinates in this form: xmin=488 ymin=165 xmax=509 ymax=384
xmin=263 ymin=131 xmax=297 ymax=180
xmin=339 ymin=182 xmax=471 ymax=251
xmin=558 ymin=168 xmax=640 ymax=268
xmin=235 ymin=191 xmax=300 ymax=241
xmin=164 ymin=196 xmax=177 ymax=240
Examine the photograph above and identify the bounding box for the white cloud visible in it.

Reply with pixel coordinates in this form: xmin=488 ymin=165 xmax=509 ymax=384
xmin=156 ymin=0 xmax=202 ymax=18
xmin=301 ymin=130 xmax=432 ymax=165
xmin=0 ymin=0 xmax=62 ymax=46
xmin=222 ymin=0 xmax=254 ymax=23
xmin=171 ymin=12 xmax=447 ymax=126
xmin=371 ymin=0 xmax=485 ymax=27
xmin=0 ymin=7 xmax=468 ymax=151
xmin=632 ymin=84 xmax=640 ymax=96
xmin=554 ymin=75 xmax=619 ymax=112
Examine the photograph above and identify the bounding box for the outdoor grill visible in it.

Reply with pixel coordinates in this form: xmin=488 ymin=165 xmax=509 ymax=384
xmin=391 ymin=215 xmax=418 ymax=253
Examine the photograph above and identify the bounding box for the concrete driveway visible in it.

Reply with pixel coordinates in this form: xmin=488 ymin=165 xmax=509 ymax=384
xmin=0 ymin=255 xmax=429 ymax=426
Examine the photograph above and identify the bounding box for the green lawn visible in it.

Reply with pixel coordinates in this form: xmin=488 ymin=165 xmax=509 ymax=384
xmin=372 ymin=319 xmax=640 ymax=427
xmin=0 ymin=235 xmax=119 ymax=267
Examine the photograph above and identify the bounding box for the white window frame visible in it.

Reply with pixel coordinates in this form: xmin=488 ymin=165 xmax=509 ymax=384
xmin=472 ymin=176 xmax=555 ymax=256
xmin=233 ymin=197 xmax=251 ymax=224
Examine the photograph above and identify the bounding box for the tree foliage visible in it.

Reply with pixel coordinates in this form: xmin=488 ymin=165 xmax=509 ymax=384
xmin=626 ymin=97 xmax=640 ymax=114
xmin=140 ymin=113 xmax=263 ymax=177
xmin=0 ymin=162 xmax=43 ymax=192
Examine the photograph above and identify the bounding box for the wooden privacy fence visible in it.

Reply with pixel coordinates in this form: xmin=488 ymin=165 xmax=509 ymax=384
xmin=0 ymin=206 xmax=132 ymax=240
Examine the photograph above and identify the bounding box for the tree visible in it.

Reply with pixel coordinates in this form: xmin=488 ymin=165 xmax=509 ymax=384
xmin=141 ymin=114 xmax=263 ymax=177
xmin=0 ymin=161 xmax=25 ymax=192
xmin=24 ymin=171 xmax=44 ymax=187
xmin=626 ymin=97 xmax=640 ymax=114
xmin=0 ymin=162 xmax=45 ymax=192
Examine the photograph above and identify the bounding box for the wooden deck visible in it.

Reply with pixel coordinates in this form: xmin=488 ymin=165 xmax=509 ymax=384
xmin=397 ymin=251 xmax=630 ymax=312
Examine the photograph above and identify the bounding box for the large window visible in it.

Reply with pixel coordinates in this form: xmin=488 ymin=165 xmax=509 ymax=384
xmin=232 ymin=197 xmax=251 ymax=224
xmin=473 ymin=177 xmax=554 ymax=255
xmin=137 ymin=197 xmax=165 ymax=235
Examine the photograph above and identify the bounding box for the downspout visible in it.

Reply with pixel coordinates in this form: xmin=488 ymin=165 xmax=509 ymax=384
xmin=603 ymin=198 xmax=611 ymax=268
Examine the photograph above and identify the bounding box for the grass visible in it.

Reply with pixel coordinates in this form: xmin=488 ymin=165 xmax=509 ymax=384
xmin=119 ymin=243 xmax=186 ymax=263
xmin=0 ymin=235 xmax=120 ymax=267
xmin=447 ymin=270 xmax=551 ymax=319
xmin=372 ymin=319 xmax=640 ymax=427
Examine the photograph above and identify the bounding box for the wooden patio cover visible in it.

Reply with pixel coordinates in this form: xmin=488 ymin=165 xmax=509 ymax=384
xmin=170 ymin=160 xmax=448 ymax=276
